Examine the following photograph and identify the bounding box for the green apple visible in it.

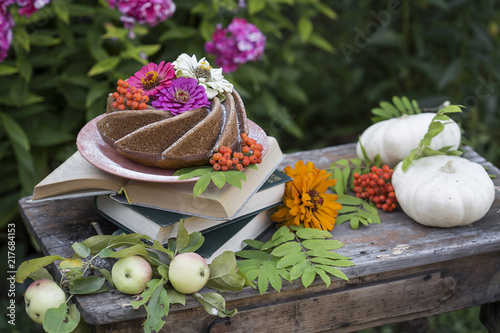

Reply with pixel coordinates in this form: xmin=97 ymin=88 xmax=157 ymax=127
xmin=111 ymin=255 xmax=152 ymax=295
xmin=24 ymin=279 xmax=66 ymax=324
xmin=168 ymin=252 xmax=210 ymax=294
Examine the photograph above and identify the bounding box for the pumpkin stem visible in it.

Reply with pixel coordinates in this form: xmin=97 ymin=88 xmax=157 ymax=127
xmin=440 ymin=160 xmax=456 ymax=173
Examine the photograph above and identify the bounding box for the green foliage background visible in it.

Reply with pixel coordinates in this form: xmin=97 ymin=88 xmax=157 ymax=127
xmin=0 ymin=0 xmax=498 ymax=331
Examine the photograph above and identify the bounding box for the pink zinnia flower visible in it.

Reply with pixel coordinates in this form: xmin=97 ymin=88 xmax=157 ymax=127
xmin=205 ymin=18 xmax=266 ymax=72
xmin=0 ymin=2 xmax=15 ymax=62
xmin=107 ymin=0 xmax=176 ymax=29
xmin=152 ymin=77 xmax=210 ymax=116
xmin=128 ymin=61 xmax=175 ymax=97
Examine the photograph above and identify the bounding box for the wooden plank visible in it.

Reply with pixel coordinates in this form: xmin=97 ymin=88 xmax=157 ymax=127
xmin=17 ymin=143 xmax=500 ymax=330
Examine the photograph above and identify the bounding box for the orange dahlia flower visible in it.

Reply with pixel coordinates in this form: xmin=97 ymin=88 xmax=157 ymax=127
xmin=271 ymin=160 xmax=342 ymax=231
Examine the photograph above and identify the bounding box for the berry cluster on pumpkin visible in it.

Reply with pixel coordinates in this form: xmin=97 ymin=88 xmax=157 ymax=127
xmin=210 ymin=133 xmax=264 ymax=171
xmin=353 ymin=165 xmax=398 ymax=212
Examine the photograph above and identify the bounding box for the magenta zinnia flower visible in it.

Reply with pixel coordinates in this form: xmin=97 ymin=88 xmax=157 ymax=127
xmin=152 ymin=77 xmax=210 ymax=116
xmin=107 ymin=0 xmax=176 ymax=29
xmin=128 ymin=61 xmax=175 ymax=97
xmin=205 ymin=18 xmax=266 ymax=72
xmin=0 ymin=2 xmax=15 ymax=62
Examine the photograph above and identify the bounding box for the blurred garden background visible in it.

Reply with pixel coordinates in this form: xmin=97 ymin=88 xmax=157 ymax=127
xmin=0 ymin=0 xmax=498 ymax=332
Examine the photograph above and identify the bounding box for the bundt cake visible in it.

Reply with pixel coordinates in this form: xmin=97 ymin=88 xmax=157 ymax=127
xmin=97 ymin=90 xmax=249 ymax=169
xmin=96 ymin=54 xmax=250 ymax=169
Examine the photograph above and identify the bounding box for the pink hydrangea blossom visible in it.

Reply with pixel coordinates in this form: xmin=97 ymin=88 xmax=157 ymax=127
xmin=205 ymin=18 xmax=266 ymax=72
xmin=152 ymin=77 xmax=210 ymax=116
xmin=128 ymin=61 xmax=176 ymax=97
xmin=17 ymin=0 xmax=52 ymax=17
xmin=0 ymin=1 xmax=15 ymax=62
xmin=107 ymin=0 xmax=176 ymax=29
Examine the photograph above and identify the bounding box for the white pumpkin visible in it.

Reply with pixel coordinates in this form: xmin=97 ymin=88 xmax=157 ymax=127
xmin=392 ymin=155 xmax=495 ymax=227
xmin=356 ymin=113 xmax=461 ymax=167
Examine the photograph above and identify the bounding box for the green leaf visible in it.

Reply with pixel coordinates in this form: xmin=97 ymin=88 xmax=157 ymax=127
xmin=175 ymin=220 xmax=190 ymax=252
xmin=289 ymin=260 xmax=310 ymax=281
xmin=130 ymin=278 xmax=164 ymax=309
xmin=0 ymin=112 xmax=30 ymax=151
xmin=43 ymin=302 xmax=79 ymax=333
xmin=193 ymin=173 xmax=212 ymax=197
xmin=335 ymin=214 xmax=353 ymax=225
xmin=174 ymin=166 xmax=212 ymax=180
xmin=27 ymin=267 xmax=54 ymax=282
xmin=301 ymin=266 xmax=316 ymax=288
xmin=307 ymin=250 xmax=351 ymax=261
xmin=143 ymin=284 xmax=169 ymax=333
xmin=159 ymin=27 xmax=197 ymax=41
xmin=302 ymin=239 xmax=344 ymax=251
xmin=333 ymin=168 xmax=344 ymax=195
xmin=87 ymin=57 xmax=121 ymax=77
xmin=106 ymin=244 xmax=149 ymax=259
xmin=224 ymin=171 xmax=246 ymax=189
xmin=270 ymin=241 xmax=302 ymax=257
xmin=211 ymin=171 xmax=226 ymax=189
xmin=16 ymin=255 xmax=65 ymax=283
xmin=196 ymin=293 xmax=237 ymax=318
xmin=298 ymin=15 xmax=313 ymax=41
xmin=295 ymin=228 xmax=332 ymax=240
xmin=179 ymin=231 xmax=204 ymax=253
xmin=71 ymin=242 xmax=90 ymax=259
xmin=69 ymin=276 xmax=106 ymax=295
xmin=235 ymin=249 xmax=270 ymax=260
xmin=263 ymin=261 xmax=282 ymax=292
xmin=0 ymin=64 xmax=18 ymax=76
xmin=276 ymin=252 xmax=307 ymax=269
xmin=379 ymin=101 xmax=400 ymax=117
xmin=316 ymin=265 xmax=349 ymax=281
xmin=206 ymin=251 xmax=245 ymax=292
xmin=336 ymin=194 xmax=363 ymax=205
xmin=315 ymin=267 xmax=331 ymax=288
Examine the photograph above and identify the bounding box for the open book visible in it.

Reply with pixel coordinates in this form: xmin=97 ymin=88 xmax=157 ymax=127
xmin=32 ymin=137 xmax=284 ymax=220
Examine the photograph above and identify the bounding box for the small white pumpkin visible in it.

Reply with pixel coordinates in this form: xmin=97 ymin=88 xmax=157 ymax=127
xmin=392 ymin=155 xmax=495 ymax=227
xmin=356 ymin=113 xmax=461 ymax=167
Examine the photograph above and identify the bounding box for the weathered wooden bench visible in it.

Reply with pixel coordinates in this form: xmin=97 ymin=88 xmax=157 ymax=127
xmin=18 ymin=143 xmax=500 ymax=332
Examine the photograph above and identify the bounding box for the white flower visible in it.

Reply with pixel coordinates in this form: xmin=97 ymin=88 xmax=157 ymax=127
xmin=172 ymin=53 xmax=233 ymax=99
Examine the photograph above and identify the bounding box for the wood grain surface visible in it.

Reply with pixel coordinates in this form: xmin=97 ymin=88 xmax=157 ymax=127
xmin=18 ymin=143 xmax=500 ymax=332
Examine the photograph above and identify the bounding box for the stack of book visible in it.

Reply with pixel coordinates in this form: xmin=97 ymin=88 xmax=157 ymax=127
xmin=31 ymin=137 xmax=289 ymax=262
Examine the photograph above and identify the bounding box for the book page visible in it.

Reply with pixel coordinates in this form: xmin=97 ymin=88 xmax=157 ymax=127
xmin=32 ymin=152 xmax=128 ymax=200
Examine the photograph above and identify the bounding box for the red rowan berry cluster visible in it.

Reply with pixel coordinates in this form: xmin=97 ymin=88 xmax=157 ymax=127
xmin=112 ymin=79 xmax=149 ymax=111
xmin=209 ymin=133 xmax=264 ymax=171
xmin=353 ymin=165 xmax=398 ymax=212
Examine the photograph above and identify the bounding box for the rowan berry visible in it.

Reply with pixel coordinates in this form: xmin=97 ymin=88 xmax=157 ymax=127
xmin=352 ymin=165 xmax=398 ymax=212
xmin=249 ymin=155 xmax=258 ymax=164
xmin=223 ymin=152 xmax=231 ymax=160
xmin=236 ymin=163 xmax=243 ymax=171
xmin=209 ymin=158 xmax=216 ymax=165
xmin=221 ymin=165 xmax=228 ymax=171
xmin=213 ymin=163 xmax=221 ymax=171
xmin=242 ymin=145 xmax=250 ymax=154
xmin=218 ymin=157 xmax=227 ymax=165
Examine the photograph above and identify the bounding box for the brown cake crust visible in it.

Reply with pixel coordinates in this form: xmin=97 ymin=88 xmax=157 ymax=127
xmin=97 ymin=90 xmax=249 ymax=169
